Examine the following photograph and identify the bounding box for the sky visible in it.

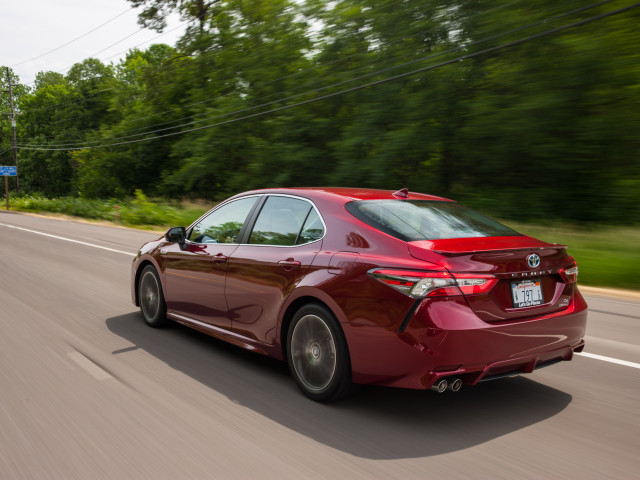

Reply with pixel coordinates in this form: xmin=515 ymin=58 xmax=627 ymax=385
xmin=1 ymin=0 xmax=186 ymax=86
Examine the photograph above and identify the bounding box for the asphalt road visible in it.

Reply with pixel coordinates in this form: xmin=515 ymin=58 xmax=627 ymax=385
xmin=0 ymin=211 xmax=638 ymax=480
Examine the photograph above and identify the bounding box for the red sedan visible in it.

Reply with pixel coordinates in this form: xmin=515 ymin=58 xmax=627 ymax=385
xmin=131 ymin=188 xmax=587 ymax=401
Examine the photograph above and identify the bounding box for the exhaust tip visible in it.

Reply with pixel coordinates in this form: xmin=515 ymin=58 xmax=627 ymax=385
xmin=430 ymin=379 xmax=448 ymax=393
xmin=448 ymin=377 xmax=462 ymax=392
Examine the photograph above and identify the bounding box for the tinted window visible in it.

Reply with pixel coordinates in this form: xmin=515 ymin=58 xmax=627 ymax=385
xmin=249 ymin=196 xmax=313 ymax=246
xmin=346 ymin=200 xmax=520 ymax=241
xmin=296 ymin=208 xmax=324 ymax=245
xmin=189 ymin=197 xmax=258 ymax=244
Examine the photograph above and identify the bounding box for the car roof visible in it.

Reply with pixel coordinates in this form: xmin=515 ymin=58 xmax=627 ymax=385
xmin=239 ymin=187 xmax=453 ymax=203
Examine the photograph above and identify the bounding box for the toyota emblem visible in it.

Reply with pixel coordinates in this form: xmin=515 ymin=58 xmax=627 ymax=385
xmin=527 ymin=253 xmax=541 ymax=268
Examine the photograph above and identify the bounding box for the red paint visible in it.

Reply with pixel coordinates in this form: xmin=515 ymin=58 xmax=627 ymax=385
xmin=132 ymin=188 xmax=587 ymax=391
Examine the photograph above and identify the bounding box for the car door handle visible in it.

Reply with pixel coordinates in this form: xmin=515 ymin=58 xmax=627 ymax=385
xmin=211 ymin=253 xmax=228 ymax=263
xmin=278 ymin=259 xmax=301 ymax=270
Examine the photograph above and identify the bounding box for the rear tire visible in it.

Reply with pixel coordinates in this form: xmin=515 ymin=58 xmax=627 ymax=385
xmin=138 ymin=265 xmax=168 ymax=328
xmin=286 ymin=303 xmax=353 ymax=402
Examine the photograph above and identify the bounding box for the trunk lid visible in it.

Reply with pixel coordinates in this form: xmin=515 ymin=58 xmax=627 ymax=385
xmin=408 ymin=235 xmax=577 ymax=322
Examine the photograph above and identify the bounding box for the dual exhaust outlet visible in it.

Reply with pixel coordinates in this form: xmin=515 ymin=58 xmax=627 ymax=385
xmin=430 ymin=377 xmax=462 ymax=393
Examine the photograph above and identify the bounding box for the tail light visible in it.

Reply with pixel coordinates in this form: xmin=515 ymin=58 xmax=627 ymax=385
xmin=368 ymin=269 xmax=497 ymax=299
xmin=559 ymin=261 xmax=579 ymax=283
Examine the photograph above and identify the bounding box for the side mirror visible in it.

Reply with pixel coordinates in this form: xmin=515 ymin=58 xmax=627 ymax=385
xmin=165 ymin=226 xmax=186 ymax=245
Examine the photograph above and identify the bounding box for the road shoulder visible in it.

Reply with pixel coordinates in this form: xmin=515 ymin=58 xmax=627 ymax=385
xmin=579 ymin=285 xmax=640 ymax=301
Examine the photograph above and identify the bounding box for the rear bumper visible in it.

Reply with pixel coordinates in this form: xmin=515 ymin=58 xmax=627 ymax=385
xmin=342 ymin=289 xmax=588 ymax=390
xmin=427 ymin=339 xmax=585 ymax=387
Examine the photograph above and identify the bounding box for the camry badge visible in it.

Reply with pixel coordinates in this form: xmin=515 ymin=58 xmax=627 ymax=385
xmin=527 ymin=253 xmax=541 ymax=268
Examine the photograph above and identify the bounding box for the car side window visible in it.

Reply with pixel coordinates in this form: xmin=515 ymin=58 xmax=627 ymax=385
xmin=249 ymin=196 xmax=313 ymax=246
xmin=189 ymin=197 xmax=258 ymax=244
xmin=296 ymin=208 xmax=324 ymax=245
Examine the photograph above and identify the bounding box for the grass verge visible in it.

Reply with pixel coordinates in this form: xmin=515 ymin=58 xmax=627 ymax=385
xmin=506 ymin=222 xmax=640 ymax=290
xmin=9 ymin=191 xmax=208 ymax=230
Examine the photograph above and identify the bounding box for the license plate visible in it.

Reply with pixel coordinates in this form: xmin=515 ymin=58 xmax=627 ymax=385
xmin=511 ymin=279 xmax=543 ymax=308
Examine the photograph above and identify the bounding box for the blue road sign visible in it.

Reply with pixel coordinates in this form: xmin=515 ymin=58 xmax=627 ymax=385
xmin=0 ymin=166 xmax=17 ymax=176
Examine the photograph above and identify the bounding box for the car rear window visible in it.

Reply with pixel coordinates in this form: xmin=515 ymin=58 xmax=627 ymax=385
xmin=345 ymin=200 xmax=521 ymax=241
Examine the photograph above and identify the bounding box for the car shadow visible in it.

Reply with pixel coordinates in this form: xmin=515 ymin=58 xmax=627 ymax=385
xmin=106 ymin=312 xmax=572 ymax=460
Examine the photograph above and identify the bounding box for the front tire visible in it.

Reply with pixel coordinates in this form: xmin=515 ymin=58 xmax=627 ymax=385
xmin=287 ymin=303 xmax=352 ymax=402
xmin=138 ymin=265 xmax=168 ymax=328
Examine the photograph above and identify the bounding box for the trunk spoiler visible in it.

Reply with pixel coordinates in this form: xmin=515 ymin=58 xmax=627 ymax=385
xmin=410 ymin=236 xmax=566 ymax=256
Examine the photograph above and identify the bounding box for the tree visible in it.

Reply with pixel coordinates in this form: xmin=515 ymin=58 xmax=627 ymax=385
xmin=10 ymin=0 xmax=640 ymax=224
xmin=455 ymin=0 xmax=640 ymax=221
xmin=17 ymin=83 xmax=83 ymax=195
xmin=128 ymin=0 xmax=219 ymax=33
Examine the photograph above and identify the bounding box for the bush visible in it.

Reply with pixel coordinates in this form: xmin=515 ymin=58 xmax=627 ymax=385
xmin=9 ymin=192 xmax=207 ymax=228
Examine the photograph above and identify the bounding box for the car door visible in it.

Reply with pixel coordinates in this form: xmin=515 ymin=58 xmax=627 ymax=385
xmin=226 ymin=195 xmax=325 ymax=345
xmin=162 ymin=196 xmax=260 ymax=329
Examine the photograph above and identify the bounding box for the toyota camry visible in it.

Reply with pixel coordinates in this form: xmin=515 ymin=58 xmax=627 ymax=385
xmin=131 ymin=187 xmax=587 ymax=401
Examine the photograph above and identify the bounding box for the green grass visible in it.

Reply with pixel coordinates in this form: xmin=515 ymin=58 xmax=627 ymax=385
xmin=9 ymin=191 xmax=208 ymax=230
xmin=7 ymin=194 xmax=639 ymax=290
xmin=506 ymin=222 xmax=640 ymax=290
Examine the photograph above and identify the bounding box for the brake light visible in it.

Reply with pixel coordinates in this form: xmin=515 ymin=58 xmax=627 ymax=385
xmin=559 ymin=262 xmax=579 ymax=283
xmin=454 ymin=274 xmax=499 ymax=295
xmin=368 ymin=269 xmax=497 ymax=298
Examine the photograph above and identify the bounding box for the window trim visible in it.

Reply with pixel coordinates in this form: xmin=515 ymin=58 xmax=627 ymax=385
xmin=241 ymin=193 xmax=327 ymax=248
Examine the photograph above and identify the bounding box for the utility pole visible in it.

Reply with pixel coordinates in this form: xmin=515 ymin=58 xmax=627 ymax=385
xmin=4 ymin=67 xmax=19 ymax=193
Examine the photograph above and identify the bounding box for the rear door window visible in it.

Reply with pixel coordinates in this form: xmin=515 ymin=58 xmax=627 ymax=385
xmin=249 ymin=196 xmax=321 ymax=246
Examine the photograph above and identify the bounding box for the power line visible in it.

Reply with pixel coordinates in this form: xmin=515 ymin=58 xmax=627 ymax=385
xmin=102 ymin=13 xmax=203 ymax=62
xmin=15 ymin=0 xmax=528 ymax=118
xmin=16 ymin=0 xmax=618 ymax=148
xmin=17 ymin=0 xmax=510 ymax=142
xmin=0 ymin=146 xmax=13 ymax=157
xmin=15 ymin=0 xmax=622 ymax=147
xmin=74 ymin=28 xmax=147 ymax=68
xmin=53 ymin=9 xmax=208 ymax=79
xmin=10 ymin=7 xmax=135 ymax=68
xmin=17 ymin=2 xmax=639 ymax=152
xmin=18 ymin=0 xmax=408 ymax=112
xmin=18 ymin=7 xmax=199 ymax=90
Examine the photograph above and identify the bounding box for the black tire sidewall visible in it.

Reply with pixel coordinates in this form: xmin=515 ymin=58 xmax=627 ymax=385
xmin=139 ymin=265 xmax=167 ymax=327
xmin=286 ymin=303 xmax=351 ymax=402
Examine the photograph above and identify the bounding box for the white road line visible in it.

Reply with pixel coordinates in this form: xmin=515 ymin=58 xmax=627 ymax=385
xmin=0 ymin=222 xmax=133 ymax=256
xmin=576 ymin=352 xmax=640 ymax=370
xmin=68 ymin=352 xmax=113 ymax=380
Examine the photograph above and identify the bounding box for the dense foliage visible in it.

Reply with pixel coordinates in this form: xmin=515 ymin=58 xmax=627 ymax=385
xmin=2 ymin=0 xmax=639 ymax=223
xmin=9 ymin=190 xmax=207 ymax=228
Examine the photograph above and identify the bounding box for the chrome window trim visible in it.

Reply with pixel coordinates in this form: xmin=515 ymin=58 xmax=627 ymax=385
xmin=245 ymin=193 xmax=327 ymax=248
xmin=182 ymin=193 xmax=327 ymax=248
